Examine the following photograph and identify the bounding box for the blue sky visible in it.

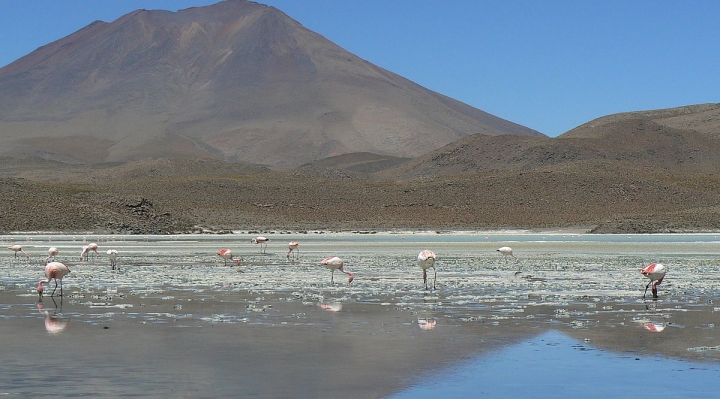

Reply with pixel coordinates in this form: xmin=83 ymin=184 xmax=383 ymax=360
xmin=1 ymin=0 xmax=718 ymax=137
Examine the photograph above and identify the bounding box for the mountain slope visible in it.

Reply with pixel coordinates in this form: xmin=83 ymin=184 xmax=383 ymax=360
xmin=377 ymin=103 xmax=720 ymax=179
xmin=0 ymin=0 xmax=542 ymax=168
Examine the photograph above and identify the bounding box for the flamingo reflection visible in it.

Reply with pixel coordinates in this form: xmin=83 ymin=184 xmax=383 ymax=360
xmin=318 ymin=302 xmax=342 ymax=312
xmin=37 ymin=299 xmax=68 ymax=334
xmin=418 ymin=318 xmax=437 ymax=330
xmin=642 ymin=322 xmax=666 ymax=333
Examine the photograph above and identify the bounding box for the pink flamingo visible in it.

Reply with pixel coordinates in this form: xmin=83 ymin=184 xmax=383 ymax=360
xmin=417 ymin=250 xmax=437 ymax=289
xmin=497 ymin=246 xmax=519 ymax=262
xmin=107 ymin=249 xmax=118 ymax=270
xmin=251 ymin=236 xmax=269 ymax=253
xmin=88 ymin=243 xmax=99 ymax=258
xmin=37 ymin=262 xmax=71 ymax=301
xmin=319 ymin=256 xmax=354 ymax=284
xmin=217 ymin=249 xmax=241 ymax=266
xmin=80 ymin=243 xmax=99 ymax=260
xmin=8 ymin=244 xmax=29 ymax=258
xmin=287 ymin=241 xmax=300 ymax=260
xmin=45 ymin=247 xmax=58 ymax=263
xmin=641 ymin=263 xmax=666 ymax=299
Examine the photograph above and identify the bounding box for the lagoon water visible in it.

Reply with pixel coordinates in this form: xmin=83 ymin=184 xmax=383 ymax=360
xmin=2 ymin=232 xmax=720 ymax=398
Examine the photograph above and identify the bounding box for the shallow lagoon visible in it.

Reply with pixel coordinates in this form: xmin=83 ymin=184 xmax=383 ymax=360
xmin=2 ymin=232 xmax=720 ymax=398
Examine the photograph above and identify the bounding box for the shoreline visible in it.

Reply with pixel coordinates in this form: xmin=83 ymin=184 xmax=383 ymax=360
xmin=6 ymin=226 xmax=720 ymax=238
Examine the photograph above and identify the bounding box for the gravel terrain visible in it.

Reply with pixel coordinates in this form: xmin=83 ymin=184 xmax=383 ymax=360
xmin=3 ymin=156 xmax=720 ymax=235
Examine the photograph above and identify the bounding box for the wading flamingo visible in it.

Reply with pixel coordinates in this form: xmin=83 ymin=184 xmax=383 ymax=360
xmin=251 ymin=236 xmax=269 ymax=253
xmin=641 ymin=263 xmax=666 ymax=299
xmin=217 ymin=249 xmax=241 ymax=266
xmin=45 ymin=247 xmax=58 ymax=263
xmin=8 ymin=244 xmax=29 ymax=258
xmin=107 ymin=249 xmax=118 ymax=270
xmin=287 ymin=241 xmax=300 ymax=260
xmin=417 ymin=250 xmax=437 ymax=289
xmin=80 ymin=243 xmax=98 ymax=260
xmin=87 ymin=243 xmax=99 ymax=258
xmin=319 ymin=256 xmax=354 ymax=284
xmin=497 ymin=246 xmax=519 ymax=262
xmin=37 ymin=262 xmax=71 ymax=301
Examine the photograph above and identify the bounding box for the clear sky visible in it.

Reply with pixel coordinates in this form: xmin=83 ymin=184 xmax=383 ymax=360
xmin=1 ymin=0 xmax=719 ymax=137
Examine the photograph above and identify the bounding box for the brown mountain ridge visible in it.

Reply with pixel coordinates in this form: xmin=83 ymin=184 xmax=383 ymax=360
xmin=0 ymin=0 xmax=541 ymax=168
xmin=1 ymin=103 xmax=720 ymax=234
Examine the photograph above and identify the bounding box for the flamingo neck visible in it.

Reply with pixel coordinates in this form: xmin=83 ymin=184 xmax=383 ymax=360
xmin=37 ymin=279 xmax=49 ymax=293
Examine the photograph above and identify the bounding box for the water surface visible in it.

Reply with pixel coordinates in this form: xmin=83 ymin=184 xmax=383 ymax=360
xmin=2 ymin=232 xmax=720 ymax=397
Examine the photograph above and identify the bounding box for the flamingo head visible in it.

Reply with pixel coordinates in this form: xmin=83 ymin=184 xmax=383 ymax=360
xmin=347 ymin=272 xmax=355 ymax=284
xmin=234 ymin=258 xmax=242 ymax=266
xmin=37 ymin=283 xmax=44 ymax=299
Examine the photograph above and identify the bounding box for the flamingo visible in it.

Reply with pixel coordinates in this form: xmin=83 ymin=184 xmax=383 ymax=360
xmin=287 ymin=241 xmax=300 ymax=260
xmin=217 ymin=249 xmax=241 ymax=266
xmin=87 ymin=243 xmax=99 ymax=258
xmin=37 ymin=262 xmax=71 ymax=301
xmin=45 ymin=247 xmax=58 ymax=263
xmin=641 ymin=263 xmax=666 ymax=299
xmin=319 ymin=256 xmax=354 ymax=284
xmin=251 ymin=236 xmax=269 ymax=253
xmin=80 ymin=243 xmax=99 ymax=260
xmin=497 ymin=246 xmax=519 ymax=262
xmin=417 ymin=250 xmax=437 ymax=289
xmin=107 ymin=249 xmax=118 ymax=270
xmin=8 ymin=244 xmax=29 ymax=258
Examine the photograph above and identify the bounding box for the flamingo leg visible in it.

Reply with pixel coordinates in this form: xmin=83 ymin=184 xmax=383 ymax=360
xmin=423 ymin=269 xmax=428 ymax=289
xmin=643 ymin=281 xmax=652 ymax=299
xmin=432 ymin=266 xmax=437 ymax=290
xmin=331 ymin=270 xmax=335 ymax=284
xmin=51 ymin=279 xmax=58 ymax=297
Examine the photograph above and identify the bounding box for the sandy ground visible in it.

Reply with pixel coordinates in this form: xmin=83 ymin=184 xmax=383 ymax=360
xmin=2 ymin=233 xmax=720 ymax=397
